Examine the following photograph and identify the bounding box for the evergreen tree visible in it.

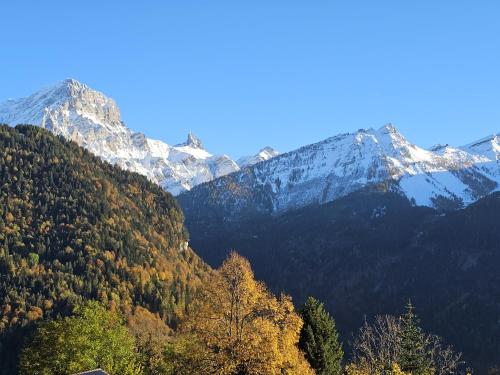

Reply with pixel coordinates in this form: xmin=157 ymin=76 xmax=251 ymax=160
xmin=299 ymin=296 xmax=344 ymax=375
xmin=399 ymin=301 xmax=432 ymax=374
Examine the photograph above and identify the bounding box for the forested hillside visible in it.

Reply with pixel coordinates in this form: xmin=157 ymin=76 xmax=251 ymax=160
xmin=0 ymin=124 xmax=474 ymax=374
xmin=0 ymin=125 xmax=210 ymax=373
xmin=182 ymin=189 xmax=500 ymax=371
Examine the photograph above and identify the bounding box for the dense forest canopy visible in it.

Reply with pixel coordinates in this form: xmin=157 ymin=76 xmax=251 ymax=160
xmin=0 ymin=125 xmax=210 ymax=373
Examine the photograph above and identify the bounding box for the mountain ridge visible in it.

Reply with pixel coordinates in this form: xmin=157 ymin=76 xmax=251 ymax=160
xmin=237 ymin=146 xmax=280 ymax=167
xmin=0 ymin=79 xmax=240 ymax=195
xmin=2 ymin=79 xmax=500 ymax=211
xmin=179 ymin=123 xmax=500 ymax=217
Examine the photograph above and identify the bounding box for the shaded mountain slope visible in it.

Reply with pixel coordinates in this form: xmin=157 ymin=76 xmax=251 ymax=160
xmin=182 ymin=190 xmax=500 ymax=371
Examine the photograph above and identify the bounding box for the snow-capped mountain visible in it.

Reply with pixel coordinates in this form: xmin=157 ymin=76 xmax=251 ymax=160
xmin=0 ymin=79 xmax=239 ymax=195
xmin=237 ymin=146 xmax=279 ymax=167
xmin=179 ymin=124 xmax=500 ymax=217
xmin=2 ymin=79 xmax=499 ymax=212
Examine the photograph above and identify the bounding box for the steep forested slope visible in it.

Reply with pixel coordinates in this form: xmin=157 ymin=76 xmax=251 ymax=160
xmin=0 ymin=125 xmax=210 ymax=373
xmin=182 ymin=190 xmax=500 ymax=371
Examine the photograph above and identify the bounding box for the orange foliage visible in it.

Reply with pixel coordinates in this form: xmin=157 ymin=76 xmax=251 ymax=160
xmin=182 ymin=252 xmax=313 ymax=375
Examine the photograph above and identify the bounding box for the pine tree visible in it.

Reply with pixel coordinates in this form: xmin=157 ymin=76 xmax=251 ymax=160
xmin=399 ymin=301 xmax=432 ymax=374
xmin=299 ymin=296 xmax=344 ymax=375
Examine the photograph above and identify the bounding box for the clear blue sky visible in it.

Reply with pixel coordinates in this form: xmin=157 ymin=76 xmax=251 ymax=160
xmin=1 ymin=1 xmax=499 ymax=158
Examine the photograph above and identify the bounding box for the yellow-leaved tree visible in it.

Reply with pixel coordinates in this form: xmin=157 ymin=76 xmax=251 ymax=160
xmin=176 ymin=252 xmax=313 ymax=374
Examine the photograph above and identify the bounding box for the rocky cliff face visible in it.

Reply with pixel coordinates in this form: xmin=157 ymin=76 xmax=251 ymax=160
xmin=0 ymin=79 xmax=240 ymax=195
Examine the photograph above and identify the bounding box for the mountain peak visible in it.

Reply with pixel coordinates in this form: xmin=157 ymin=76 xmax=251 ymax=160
xmin=184 ymin=132 xmax=204 ymax=149
xmin=61 ymin=77 xmax=84 ymax=87
xmin=259 ymin=146 xmax=277 ymax=154
xmin=464 ymin=133 xmax=500 ymax=160
xmin=378 ymin=123 xmax=398 ymax=133
xmin=0 ymin=80 xmax=240 ymax=196
xmin=237 ymin=146 xmax=279 ymax=167
xmin=47 ymin=78 xmax=90 ymax=98
xmin=0 ymin=78 xmax=124 ymax=136
xmin=64 ymin=77 xmax=80 ymax=84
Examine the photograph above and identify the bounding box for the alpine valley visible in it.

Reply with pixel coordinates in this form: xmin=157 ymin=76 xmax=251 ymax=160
xmin=2 ymin=80 xmax=500 ymax=372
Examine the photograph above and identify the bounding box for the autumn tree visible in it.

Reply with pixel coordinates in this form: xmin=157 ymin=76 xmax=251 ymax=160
xmin=19 ymin=301 xmax=142 ymax=375
xmin=299 ymin=296 xmax=343 ymax=374
xmin=179 ymin=252 xmax=314 ymax=374
xmin=427 ymin=334 xmax=464 ymax=375
xmin=127 ymin=306 xmax=172 ymax=375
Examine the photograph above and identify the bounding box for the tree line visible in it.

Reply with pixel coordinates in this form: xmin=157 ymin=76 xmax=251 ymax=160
xmin=20 ymin=253 xmax=467 ymax=375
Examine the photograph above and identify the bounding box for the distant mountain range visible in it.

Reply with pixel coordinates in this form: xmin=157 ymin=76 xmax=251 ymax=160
xmin=180 ymin=125 xmax=500 ymax=220
xmin=0 ymin=79 xmax=271 ymax=195
xmin=0 ymin=79 xmax=498 ymax=210
xmin=2 ymin=80 xmax=500 ymax=371
xmin=2 ymin=79 xmax=499 ymax=211
xmin=237 ymin=146 xmax=279 ymax=168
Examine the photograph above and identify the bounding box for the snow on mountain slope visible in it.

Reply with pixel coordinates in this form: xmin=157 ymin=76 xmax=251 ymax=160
xmin=237 ymin=146 xmax=279 ymax=167
xmin=179 ymin=124 xmax=500 ymax=216
xmin=460 ymin=133 xmax=500 ymax=183
xmin=0 ymin=79 xmax=239 ymax=195
xmin=2 ymin=79 xmax=499 ymax=211
xmin=463 ymin=133 xmax=500 ymax=161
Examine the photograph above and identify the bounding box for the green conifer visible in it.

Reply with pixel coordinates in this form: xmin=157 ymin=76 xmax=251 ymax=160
xmin=399 ymin=301 xmax=432 ymax=374
xmin=299 ymin=296 xmax=344 ymax=375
